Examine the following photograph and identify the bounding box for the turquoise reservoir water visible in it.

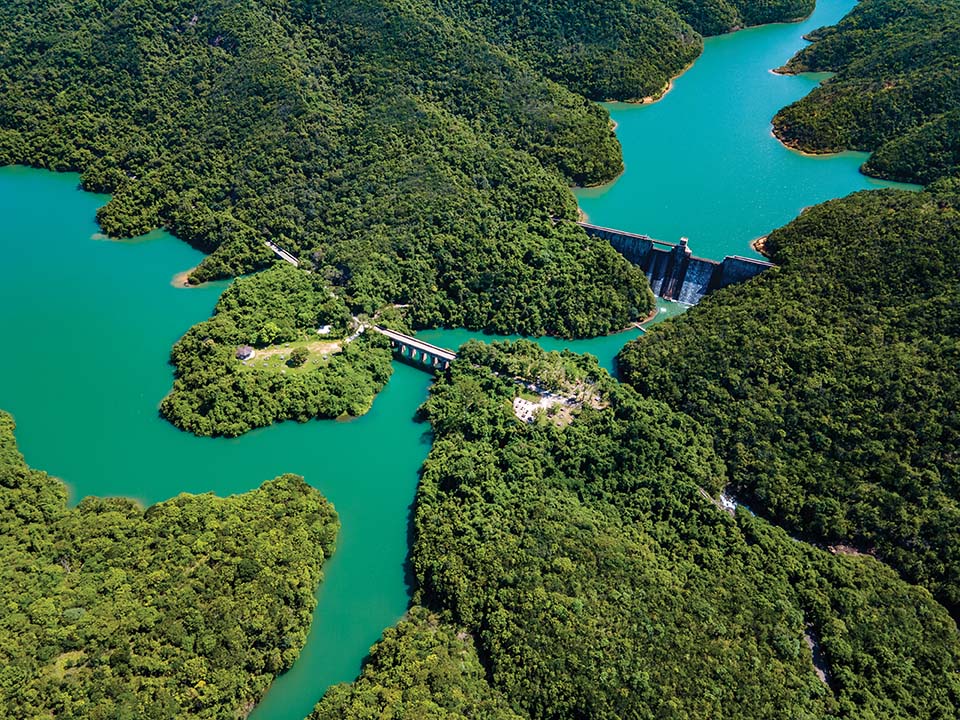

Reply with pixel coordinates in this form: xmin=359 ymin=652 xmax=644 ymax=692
xmin=576 ymin=0 xmax=915 ymax=260
xmin=0 ymin=0 xmax=919 ymax=716
xmin=0 ymin=167 xmax=434 ymax=720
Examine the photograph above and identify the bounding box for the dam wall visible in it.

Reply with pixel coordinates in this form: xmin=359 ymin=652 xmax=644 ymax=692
xmin=576 ymin=222 xmax=773 ymax=305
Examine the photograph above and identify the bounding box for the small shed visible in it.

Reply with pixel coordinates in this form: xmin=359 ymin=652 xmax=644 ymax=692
xmin=317 ymin=325 xmax=333 ymax=335
xmin=236 ymin=345 xmax=255 ymax=360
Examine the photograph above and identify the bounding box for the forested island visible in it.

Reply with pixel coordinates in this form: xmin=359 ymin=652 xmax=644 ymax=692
xmin=773 ymin=0 xmax=960 ymax=184
xmin=159 ymin=264 xmax=395 ymax=436
xmin=0 ymin=412 xmax=339 ymax=718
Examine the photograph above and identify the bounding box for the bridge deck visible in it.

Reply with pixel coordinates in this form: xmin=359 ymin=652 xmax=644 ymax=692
xmin=374 ymin=327 xmax=457 ymax=361
xmin=265 ymin=241 xmax=300 ymax=267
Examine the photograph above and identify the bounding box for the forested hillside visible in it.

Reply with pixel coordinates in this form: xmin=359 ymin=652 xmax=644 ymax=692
xmin=313 ymin=607 xmax=523 ymax=719
xmin=619 ymin=182 xmax=960 ymax=611
xmin=865 ymin=108 xmax=960 ymax=184
xmin=0 ymin=412 xmax=339 ymax=719
xmin=0 ymin=0 xmax=817 ymax=338
xmin=0 ymin=0 xmax=656 ymax=338
xmin=773 ymin=0 xmax=960 ymax=184
xmin=321 ymin=341 xmax=960 ymax=719
xmin=430 ymin=0 xmax=814 ymax=99
xmin=667 ymin=0 xmax=814 ymax=35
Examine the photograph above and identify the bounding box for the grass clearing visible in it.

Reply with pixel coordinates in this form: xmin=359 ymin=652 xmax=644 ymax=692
xmin=239 ymin=337 xmax=345 ymax=374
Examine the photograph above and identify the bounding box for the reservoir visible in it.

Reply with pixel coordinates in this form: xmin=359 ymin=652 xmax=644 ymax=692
xmin=575 ymin=0 xmax=914 ymax=260
xmin=0 ymin=0 xmax=913 ymax=716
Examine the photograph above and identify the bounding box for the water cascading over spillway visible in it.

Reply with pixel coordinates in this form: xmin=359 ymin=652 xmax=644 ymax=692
xmin=575 ymin=222 xmax=773 ymax=305
xmin=676 ymin=256 xmax=717 ymax=305
xmin=646 ymin=250 xmax=671 ymax=297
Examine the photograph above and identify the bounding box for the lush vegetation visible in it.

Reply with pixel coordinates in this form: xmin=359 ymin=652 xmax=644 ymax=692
xmin=0 ymin=0 xmax=825 ymax=434
xmin=773 ymin=0 xmax=960 ymax=184
xmin=865 ymin=108 xmax=960 ymax=184
xmin=667 ymin=0 xmax=814 ymax=36
xmin=423 ymin=0 xmax=702 ymax=101
xmin=0 ymin=411 xmax=339 ymax=719
xmin=326 ymin=340 xmax=960 ymax=719
xmin=0 ymin=0 xmax=659 ymax=338
xmin=619 ymin=182 xmax=960 ymax=611
xmin=313 ymin=607 xmax=522 ymax=720
xmin=430 ymin=0 xmax=817 ymax=100
xmin=0 ymin=0 xmax=818 ymax=337
xmin=160 ymin=264 xmax=394 ymax=437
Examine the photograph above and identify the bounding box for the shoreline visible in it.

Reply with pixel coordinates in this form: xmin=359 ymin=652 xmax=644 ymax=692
xmin=615 ymin=58 xmax=696 ymax=107
xmin=609 ymin=304 xmax=663 ymax=336
xmin=612 ymin=7 xmax=816 ymax=108
xmin=750 ymin=235 xmax=770 ymax=258
xmin=171 ymin=266 xmax=203 ymax=288
xmin=769 ymin=126 xmax=842 ymax=158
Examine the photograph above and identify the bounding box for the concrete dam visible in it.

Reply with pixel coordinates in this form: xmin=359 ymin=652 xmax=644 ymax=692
xmin=576 ymin=222 xmax=773 ymax=305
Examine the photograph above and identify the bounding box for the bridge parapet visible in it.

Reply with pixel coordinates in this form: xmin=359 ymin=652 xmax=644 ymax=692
xmin=374 ymin=326 xmax=456 ymax=372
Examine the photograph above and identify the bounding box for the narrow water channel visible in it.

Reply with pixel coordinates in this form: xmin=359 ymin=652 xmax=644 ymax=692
xmin=0 ymin=0 xmax=915 ymax=716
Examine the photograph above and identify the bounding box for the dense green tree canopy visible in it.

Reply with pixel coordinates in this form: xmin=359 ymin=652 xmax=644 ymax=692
xmin=772 ymin=0 xmax=960 ymax=184
xmin=0 ymin=0 xmax=815 ymax=338
xmin=666 ymin=0 xmax=814 ymax=35
xmin=0 ymin=411 xmax=339 ymax=719
xmin=619 ymin=182 xmax=960 ymax=611
xmin=864 ymin=108 xmax=960 ymax=184
xmin=0 ymin=0 xmax=657 ymax=338
xmin=422 ymin=0 xmax=702 ymax=101
xmin=428 ymin=0 xmax=814 ymax=99
xmin=0 ymin=0 xmax=823 ymax=434
xmin=160 ymin=264 xmax=394 ymax=436
xmin=313 ymin=607 xmax=523 ymax=720
xmin=317 ymin=340 xmax=960 ymax=719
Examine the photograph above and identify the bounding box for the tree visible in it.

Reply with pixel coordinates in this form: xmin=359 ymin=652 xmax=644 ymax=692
xmin=288 ymin=347 xmax=310 ymax=367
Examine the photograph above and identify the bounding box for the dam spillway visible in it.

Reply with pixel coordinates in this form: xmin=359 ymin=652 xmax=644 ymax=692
xmin=575 ymin=222 xmax=773 ymax=305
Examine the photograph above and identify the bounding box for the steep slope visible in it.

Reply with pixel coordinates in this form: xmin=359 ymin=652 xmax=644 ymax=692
xmin=313 ymin=607 xmax=524 ymax=720
xmin=864 ymin=108 xmax=960 ymax=184
xmin=667 ymin=0 xmax=815 ymax=35
xmin=321 ymin=341 xmax=960 ymax=719
xmin=0 ymin=0 xmax=650 ymax=338
xmin=619 ymin=182 xmax=960 ymax=610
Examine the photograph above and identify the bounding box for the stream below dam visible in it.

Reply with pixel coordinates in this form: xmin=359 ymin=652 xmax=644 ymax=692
xmin=0 ymin=0 xmax=913 ymax=716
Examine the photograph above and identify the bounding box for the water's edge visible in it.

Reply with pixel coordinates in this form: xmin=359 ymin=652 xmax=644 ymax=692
xmin=0 ymin=1 xmax=916 ymax=718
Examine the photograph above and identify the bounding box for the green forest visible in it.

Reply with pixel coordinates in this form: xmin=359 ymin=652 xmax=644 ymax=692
xmin=0 ymin=0 xmax=816 ymax=434
xmin=666 ymin=0 xmax=814 ymax=35
xmin=4 ymin=0 xmax=960 ymax=717
xmin=0 ymin=411 xmax=339 ymax=719
xmin=160 ymin=264 xmax=395 ymax=436
xmin=773 ymin=0 xmax=960 ymax=184
xmin=0 ymin=0 xmax=645 ymax=336
xmin=321 ymin=340 xmax=960 ymax=719
xmin=619 ymin=181 xmax=960 ymax=612
xmin=0 ymin=0 xmax=808 ymax=337
xmin=313 ymin=607 xmax=522 ymax=720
